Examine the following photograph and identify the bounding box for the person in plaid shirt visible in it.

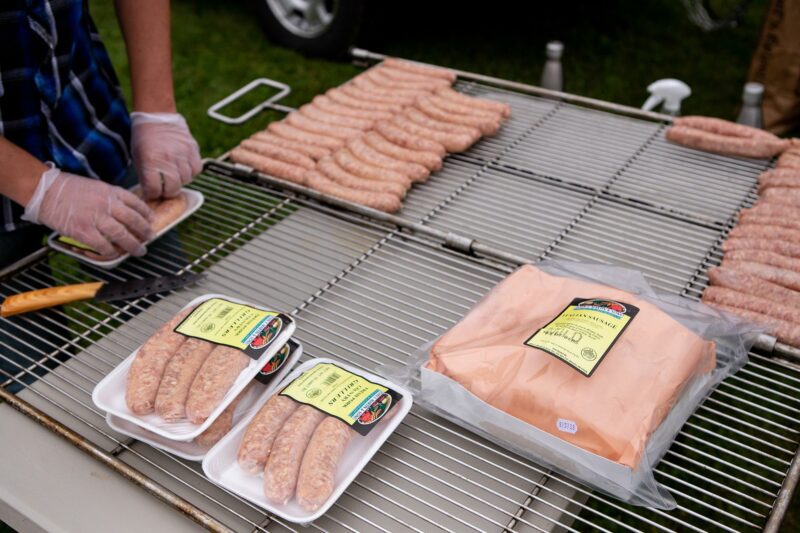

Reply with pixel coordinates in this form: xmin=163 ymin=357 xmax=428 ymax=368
xmin=0 ymin=0 xmax=201 ymax=268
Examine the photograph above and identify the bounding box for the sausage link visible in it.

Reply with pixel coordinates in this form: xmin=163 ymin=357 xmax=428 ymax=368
xmin=267 ymin=122 xmax=344 ymax=150
xmin=435 ymin=86 xmax=511 ymax=117
xmin=404 ymin=107 xmax=482 ymax=137
xmin=673 ymin=116 xmax=778 ymax=139
xmin=719 ymin=260 xmax=800 ymax=291
xmin=703 ymin=285 xmax=800 ymax=325
xmin=155 ymin=337 xmax=215 ymax=421
xmin=375 ymin=65 xmax=452 ymax=84
xmin=332 ymin=148 xmax=412 ymax=187
xmin=304 ymin=170 xmax=403 ymax=213
xmin=364 ymin=131 xmax=442 ymax=171
xmin=738 ymin=211 xmax=800 ymax=231
xmin=339 ymin=83 xmax=417 ymax=107
xmin=708 ymin=266 xmax=800 ymax=307
xmin=728 ymin=224 xmax=800 ymax=245
xmin=426 ymin=93 xmax=503 ymax=121
xmin=757 ymin=169 xmax=800 ymax=192
xmin=777 ymin=151 xmax=800 ymax=170
xmin=665 ymin=125 xmax=790 ymax=158
xmin=724 ymin=249 xmax=800 ymax=273
xmin=415 ymin=95 xmax=499 ymax=136
xmin=250 ymin=131 xmax=332 ymax=160
xmin=346 ymin=137 xmax=429 ymax=182
xmin=722 ymin=237 xmax=800 ymax=259
xmin=229 ymin=148 xmax=307 ymax=185
xmin=375 ymin=121 xmax=446 ymax=156
xmin=285 ymin=113 xmax=362 ymax=140
xmin=185 ymin=345 xmax=251 ymax=424
xmin=326 ymin=88 xmax=404 ymax=113
xmin=316 ymin=158 xmax=408 ymax=197
xmin=392 ymin=114 xmax=476 ymax=152
xmin=298 ymin=104 xmax=374 ymax=130
xmin=366 ymin=69 xmax=449 ymax=92
xmin=194 ymin=383 xmax=254 ymax=449
xmin=382 ymin=58 xmax=457 ymax=82
xmin=760 ymin=187 xmax=800 ymax=205
xmin=239 ymin=139 xmax=316 ymax=170
xmin=704 ymin=302 xmax=800 ymax=346
xmin=296 ymin=417 xmax=353 ymax=511
xmin=237 ymin=395 xmax=299 ymax=474
xmin=352 ymin=74 xmax=428 ymax=99
xmin=744 ymin=203 xmax=800 ymax=220
xmin=311 ymin=95 xmax=395 ymax=122
xmin=263 ymin=405 xmax=326 ymax=505
xmin=126 ymin=309 xmax=191 ymax=415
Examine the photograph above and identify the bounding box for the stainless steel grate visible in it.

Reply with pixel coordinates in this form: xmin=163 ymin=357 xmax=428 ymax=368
xmin=2 ymin=59 xmax=799 ymax=532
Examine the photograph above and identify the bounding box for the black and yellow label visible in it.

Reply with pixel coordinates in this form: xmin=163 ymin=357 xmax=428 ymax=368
xmin=254 ymin=339 xmax=297 ymax=384
xmin=174 ymin=298 xmax=288 ymax=359
xmin=524 ymin=297 xmax=639 ymax=377
xmin=280 ymin=362 xmax=401 ymax=436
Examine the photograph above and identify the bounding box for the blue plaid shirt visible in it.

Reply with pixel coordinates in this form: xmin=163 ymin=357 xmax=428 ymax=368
xmin=0 ymin=0 xmax=131 ymax=232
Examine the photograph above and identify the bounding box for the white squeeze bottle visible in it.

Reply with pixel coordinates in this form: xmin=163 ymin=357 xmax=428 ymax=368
xmin=737 ymin=82 xmax=764 ymax=129
xmin=540 ymin=41 xmax=564 ymax=92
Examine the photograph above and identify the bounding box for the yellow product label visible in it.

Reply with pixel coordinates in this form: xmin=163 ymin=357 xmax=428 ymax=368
xmin=58 ymin=235 xmax=97 ymax=252
xmin=524 ymin=297 xmax=639 ymax=377
xmin=174 ymin=298 xmax=284 ymax=357
xmin=280 ymin=363 xmax=400 ymax=436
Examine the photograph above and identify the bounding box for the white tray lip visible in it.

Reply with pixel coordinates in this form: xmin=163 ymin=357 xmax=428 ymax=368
xmin=201 ymin=357 xmax=414 ymax=524
xmin=48 ymin=187 xmax=204 ymax=269
xmin=91 ymin=293 xmax=296 ymax=441
xmin=105 ymin=340 xmax=304 ymax=461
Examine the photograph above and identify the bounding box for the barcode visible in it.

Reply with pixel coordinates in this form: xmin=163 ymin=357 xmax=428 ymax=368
xmin=217 ymin=306 xmax=233 ymax=319
xmin=323 ymin=372 xmax=341 ymax=386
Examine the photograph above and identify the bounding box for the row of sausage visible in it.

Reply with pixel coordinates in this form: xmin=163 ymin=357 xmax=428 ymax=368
xmin=228 ymin=58 xmax=511 ymax=212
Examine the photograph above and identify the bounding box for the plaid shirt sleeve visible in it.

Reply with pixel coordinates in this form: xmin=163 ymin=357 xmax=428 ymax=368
xmin=0 ymin=0 xmax=131 ymax=232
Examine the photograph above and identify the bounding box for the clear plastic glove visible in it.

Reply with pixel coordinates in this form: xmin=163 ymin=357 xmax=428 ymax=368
xmin=22 ymin=165 xmax=153 ymax=257
xmin=131 ymin=112 xmax=202 ymax=200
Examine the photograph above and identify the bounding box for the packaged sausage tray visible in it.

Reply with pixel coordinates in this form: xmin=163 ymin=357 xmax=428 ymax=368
xmin=202 ymin=357 xmax=413 ymax=524
xmin=384 ymin=260 xmax=758 ymax=510
xmin=48 ymin=186 xmax=204 ymax=269
xmin=106 ymin=340 xmax=304 ymax=460
xmin=93 ymin=293 xmax=296 ymax=441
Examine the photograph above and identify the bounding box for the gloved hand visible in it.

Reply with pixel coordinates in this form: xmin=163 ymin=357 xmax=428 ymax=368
xmin=131 ymin=112 xmax=202 ymax=200
xmin=21 ymin=164 xmax=153 ymax=257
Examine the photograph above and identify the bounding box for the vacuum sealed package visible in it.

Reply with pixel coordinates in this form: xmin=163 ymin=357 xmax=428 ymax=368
xmin=385 ymin=261 xmax=757 ymax=509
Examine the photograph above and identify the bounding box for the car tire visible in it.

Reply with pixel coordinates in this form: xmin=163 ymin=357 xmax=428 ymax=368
xmin=250 ymin=0 xmax=365 ymax=58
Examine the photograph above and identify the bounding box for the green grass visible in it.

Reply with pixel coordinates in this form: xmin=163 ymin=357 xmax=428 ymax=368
xmin=85 ymin=0 xmax=799 ymax=531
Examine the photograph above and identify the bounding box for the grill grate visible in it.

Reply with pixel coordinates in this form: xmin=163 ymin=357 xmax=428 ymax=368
xmin=2 ymin=68 xmax=799 ymax=532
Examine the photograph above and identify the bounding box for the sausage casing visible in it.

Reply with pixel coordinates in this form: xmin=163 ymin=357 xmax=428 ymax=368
xmin=237 ymin=394 xmax=300 ymax=474
xmin=155 ymin=337 xmax=215 ymax=421
xmin=296 ymin=417 xmax=353 ymax=511
xmin=185 ymin=345 xmax=251 ymax=424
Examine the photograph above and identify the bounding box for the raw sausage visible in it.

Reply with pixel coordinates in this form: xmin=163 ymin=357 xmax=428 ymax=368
xmin=298 ymin=104 xmax=374 ymax=130
xmin=374 ymin=120 xmax=446 ymax=156
xmin=155 ymin=337 xmax=215 ymax=421
xmin=665 ymin=125 xmax=790 ymax=158
xmin=229 ymin=148 xmax=307 ymax=185
xmin=708 ymin=266 xmax=800 ymax=307
xmin=719 ymin=260 xmax=800 ymax=291
xmin=352 ymin=74 xmax=428 ymax=99
xmin=346 ymin=137 xmax=430 ymax=182
xmin=376 ymin=65 xmax=452 ymax=84
xmin=673 ymin=116 xmax=778 ymax=139
xmin=722 ymin=238 xmax=800 ymax=259
xmin=364 ymin=131 xmax=443 ymax=171
xmin=285 ymin=113 xmax=362 ymax=140
xmin=704 ymin=302 xmax=800 ymax=346
xmin=760 ymin=187 xmax=800 ymax=205
xmin=194 ymin=384 xmax=253 ymax=449
xmin=268 ymin=122 xmax=344 ymax=150
xmin=742 ymin=203 xmax=800 ymax=220
xmin=263 ymin=405 xmax=326 ymax=505
xmin=738 ymin=211 xmax=800 ymax=231
xmin=340 ymin=83 xmax=417 ymax=107
xmin=237 ymin=395 xmax=299 ymax=474
xmin=185 ymin=345 xmax=251 ymax=424
xmin=311 ymin=94 xmax=395 ymax=122
xmin=126 ymin=309 xmax=191 ymax=415
xmin=326 ymin=88 xmax=404 ymax=113
xmin=250 ymin=131 xmax=332 ymax=160
xmin=304 ymin=170 xmax=403 ymax=213
xmin=416 ymin=95 xmax=499 ymax=136
xmin=382 ymin=58 xmax=457 ymax=82
xmin=316 ymin=157 xmax=408 ymax=197
xmin=403 ymin=107 xmax=482 ymax=137
xmin=427 ymin=93 xmax=503 ymax=121
xmin=728 ymin=224 xmax=800 ymax=245
xmin=757 ymin=169 xmax=800 ymax=191
xmin=296 ymin=417 xmax=353 ymax=511
xmin=724 ymin=249 xmax=800 ymax=273
xmin=392 ymin=114 xmax=476 ymax=152
xmin=366 ymin=69 xmax=449 ymax=92
xmin=435 ymin=85 xmax=511 ymax=117
xmin=703 ymin=286 xmax=800 ymax=325
xmin=777 ymin=151 xmax=800 ymax=169
xmin=332 ymin=149 xmax=412 ymax=188
xmin=239 ymin=138 xmax=316 ymax=169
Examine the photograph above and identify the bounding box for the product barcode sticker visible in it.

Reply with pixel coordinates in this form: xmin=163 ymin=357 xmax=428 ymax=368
xmin=280 ymin=362 xmax=402 ymax=436
xmin=557 ymin=418 xmax=578 ymax=434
